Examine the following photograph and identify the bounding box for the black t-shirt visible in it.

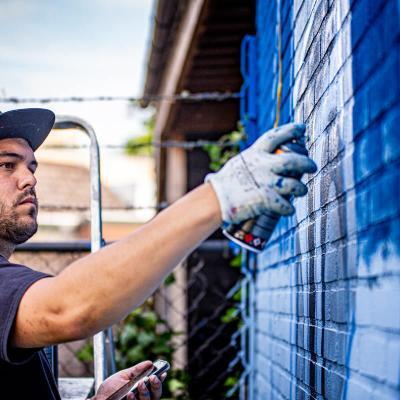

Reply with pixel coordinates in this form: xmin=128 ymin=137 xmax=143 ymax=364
xmin=0 ymin=255 xmax=61 ymax=399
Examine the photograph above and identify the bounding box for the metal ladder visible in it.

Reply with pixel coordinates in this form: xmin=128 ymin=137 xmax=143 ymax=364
xmin=45 ymin=115 xmax=116 ymax=397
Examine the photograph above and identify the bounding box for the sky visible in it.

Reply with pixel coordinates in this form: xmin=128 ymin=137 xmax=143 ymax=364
xmin=0 ymin=0 xmax=154 ymax=144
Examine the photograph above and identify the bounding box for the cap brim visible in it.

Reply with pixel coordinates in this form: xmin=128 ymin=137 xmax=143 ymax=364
xmin=0 ymin=108 xmax=55 ymax=151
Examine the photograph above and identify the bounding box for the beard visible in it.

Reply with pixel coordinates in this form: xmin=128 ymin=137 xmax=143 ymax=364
xmin=0 ymin=190 xmax=38 ymax=245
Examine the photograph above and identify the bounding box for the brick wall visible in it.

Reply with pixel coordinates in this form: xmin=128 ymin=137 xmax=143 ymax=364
xmin=251 ymin=0 xmax=400 ymax=398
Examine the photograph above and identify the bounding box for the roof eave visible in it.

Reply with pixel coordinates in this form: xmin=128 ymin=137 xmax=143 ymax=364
xmin=141 ymin=0 xmax=186 ymax=107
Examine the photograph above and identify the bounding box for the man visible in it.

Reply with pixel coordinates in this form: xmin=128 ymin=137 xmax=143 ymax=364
xmin=0 ymin=108 xmax=316 ymax=399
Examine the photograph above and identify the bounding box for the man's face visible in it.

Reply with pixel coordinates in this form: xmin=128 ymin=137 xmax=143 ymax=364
xmin=0 ymin=138 xmax=38 ymax=244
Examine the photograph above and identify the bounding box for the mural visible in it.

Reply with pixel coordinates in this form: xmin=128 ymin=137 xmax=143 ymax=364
xmin=250 ymin=0 xmax=400 ymax=398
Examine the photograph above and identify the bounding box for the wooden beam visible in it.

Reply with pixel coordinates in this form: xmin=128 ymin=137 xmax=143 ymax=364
xmin=201 ymin=23 xmax=253 ymax=34
xmin=191 ymin=58 xmax=239 ymax=67
xmin=171 ymin=102 xmax=240 ymax=134
xmin=197 ymin=34 xmax=245 ymax=46
xmin=154 ymin=0 xmax=208 ymax=141
xmin=190 ymin=68 xmax=239 ymax=78
xmin=194 ymin=47 xmax=240 ymax=57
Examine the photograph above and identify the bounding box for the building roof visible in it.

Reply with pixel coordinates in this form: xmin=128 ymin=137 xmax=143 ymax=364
xmin=36 ymin=161 xmax=126 ymax=211
xmin=142 ymin=0 xmax=188 ymax=103
xmin=142 ymin=0 xmax=255 ymax=201
xmin=142 ymin=0 xmax=255 ymax=107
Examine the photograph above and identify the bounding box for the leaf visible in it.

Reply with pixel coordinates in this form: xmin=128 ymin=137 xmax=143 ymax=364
xmin=210 ymin=161 xmax=221 ymax=171
xmin=101 ymin=298 xmax=189 ymax=398
xmin=127 ymin=346 xmax=145 ymax=362
xmin=125 ymin=133 xmax=153 ymax=156
xmin=230 ymin=131 xmax=244 ymax=143
xmin=221 ymin=307 xmax=239 ymax=324
xmin=137 ymin=331 xmax=155 ymax=347
xmin=119 ymin=324 xmax=138 ymax=348
xmin=76 ymin=343 xmax=93 ymax=362
xmin=168 ymin=378 xmax=186 ymax=393
xmin=159 ymin=331 xmax=174 ymax=341
xmin=164 ymin=273 xmax=176 ymax=286
xmin=230 ymin=253 xmax=242 ymax=268
xmin=140 ymin=311 xmax=157 ymax=329
xmin=224 ymin=376 xmax=238 ymax=388
xmin=152 ymin=343 xmax=172 ymax=356
xmin=233 ymin=289 xmax=242 ymax=302
xmin=209 ymin=145 xmax=221 ymax=161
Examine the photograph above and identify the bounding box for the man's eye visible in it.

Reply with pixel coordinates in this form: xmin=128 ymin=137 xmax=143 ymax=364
xmin=0 ymin=162 xmax=15 ymax=170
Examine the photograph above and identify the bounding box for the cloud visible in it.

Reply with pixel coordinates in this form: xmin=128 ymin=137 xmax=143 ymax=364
xmin=93 ymin=0 xmax=155 ymax=12
xmin=0 ymin=0 xmax=37 ymax=21
xmin=0 ymin=0 xmax=153 ymax=97
xmin=0 ymin=44 xmax=144 ymax=97
xmin=0 ymin=0 xmax=154 ymax=143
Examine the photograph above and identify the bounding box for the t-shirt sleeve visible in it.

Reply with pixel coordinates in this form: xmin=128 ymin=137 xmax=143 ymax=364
xmin=0 ymin=262 xmax=51 ymax=365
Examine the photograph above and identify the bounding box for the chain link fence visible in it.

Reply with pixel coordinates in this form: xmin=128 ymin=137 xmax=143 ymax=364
xmin=11 ymin=250 xmax=94 ymax=378
xmin=155 ymin=245 xmax=244 ymax=399
xmin=11 ymin=125 xmax=251 ymax=398
xmin=13 ymin=242 xmax=248 ymax=399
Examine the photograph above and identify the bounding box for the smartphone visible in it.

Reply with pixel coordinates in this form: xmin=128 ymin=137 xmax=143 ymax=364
xmin=130 ymin=359 xmax=170 ymax=396
xmin=104 ymin=365 xmax=154 ymax=400
xmin=104 ymin=360 xmax=170 ymax=400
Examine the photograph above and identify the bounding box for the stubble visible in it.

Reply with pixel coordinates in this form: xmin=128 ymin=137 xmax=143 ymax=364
xmin=0 ymin=190 xmax=38 ymax=244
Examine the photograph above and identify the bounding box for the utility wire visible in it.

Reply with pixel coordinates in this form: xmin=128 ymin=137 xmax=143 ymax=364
xmin=0 ymin=91 xmax=240 ymax=104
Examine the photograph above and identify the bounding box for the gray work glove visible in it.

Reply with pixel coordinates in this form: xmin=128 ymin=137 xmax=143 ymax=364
xmin=205 ymin=123 xmax=317 ymax=224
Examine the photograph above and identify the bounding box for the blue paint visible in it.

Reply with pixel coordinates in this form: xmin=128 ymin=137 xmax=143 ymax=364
xmin=245 ymin=1 xmax=400 ymax=399
xmin=352 ymin=0 xmax=400 ymax=265
xmin=382 ymin=106 xmax=400 ymax=164
xmin=240 ymin=35 xmax=258 ymax=148
xmin=344 ymin=0 xmax=400 ymax=396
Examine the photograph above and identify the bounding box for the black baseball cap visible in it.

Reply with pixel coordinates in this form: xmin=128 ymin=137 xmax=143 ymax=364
xmin=0 ymin=108 xmax=55 ymax=151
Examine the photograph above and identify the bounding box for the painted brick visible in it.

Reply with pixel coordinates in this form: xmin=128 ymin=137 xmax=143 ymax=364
xmin=354 ymin=277 xmax=400 ymax=330
xmin=251 ymin=0 xmax=400 ymax=399
xmin=370 ymin=167 xmax=400 ymax=224
xmin=382 ymin=106 xmax=400 ymax=164
xmin=353 ymin=123 xmax=383 ymax=184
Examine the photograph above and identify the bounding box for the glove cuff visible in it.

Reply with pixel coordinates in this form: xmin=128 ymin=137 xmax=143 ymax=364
xmin=205 ymin=173 xmax=232 ymax=223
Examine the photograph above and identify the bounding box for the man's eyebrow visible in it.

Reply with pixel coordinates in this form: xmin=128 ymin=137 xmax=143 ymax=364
xmin=0 ymin=152 xmax=24 ymax=159
xmin=0 ymin=152 xmax=37 ymax=166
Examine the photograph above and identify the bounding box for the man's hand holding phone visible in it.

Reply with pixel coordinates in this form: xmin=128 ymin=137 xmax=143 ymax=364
xmin=92 ymin=360 xmax=168 ymax=400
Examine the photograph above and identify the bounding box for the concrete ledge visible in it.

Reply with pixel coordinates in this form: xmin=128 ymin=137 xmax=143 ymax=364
xmin=59 ymin=378 xmax=94 ymax=400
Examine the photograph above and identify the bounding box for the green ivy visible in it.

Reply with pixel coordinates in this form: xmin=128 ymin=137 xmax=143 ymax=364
xmin=125 ymin=132 xmax=153 ymax=156
xmin=82 ymin=121 xmax=247 ymax=399
xmin=203 ymin=123 xmax=247 ymax=398
xmin=77 ymin=298 xmax=189 ymax=399
xmin=125 ymin=115 xmax=155 ymax=156
xmin=229 ymin=253 xmax=242 ymax=268
xmin=202 ymin=123 xmax=246 ymax=172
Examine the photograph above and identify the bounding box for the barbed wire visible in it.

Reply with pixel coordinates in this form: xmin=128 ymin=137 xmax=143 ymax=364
xmin=39 ymin=203 xmax=169 ymax=211
xmin=41 ymin=137 xmax=244 ymax=150
xmin=0 ymin=91 xmax=240 ymax=104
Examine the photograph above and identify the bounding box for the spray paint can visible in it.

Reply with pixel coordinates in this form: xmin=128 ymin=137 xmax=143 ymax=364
xmin=222 ymin=139 xmax=308 ymax=253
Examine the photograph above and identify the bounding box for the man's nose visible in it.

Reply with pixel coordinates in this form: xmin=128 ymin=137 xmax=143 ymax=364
xmin=17 ymin=168 xmax=37 ymax=190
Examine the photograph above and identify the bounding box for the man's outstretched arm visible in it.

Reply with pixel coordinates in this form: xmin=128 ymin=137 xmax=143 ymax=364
xmin=12 ymin=123 xmax=317 ymax=348
xmin=13 ymin=183 xmax=221 ymax=347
